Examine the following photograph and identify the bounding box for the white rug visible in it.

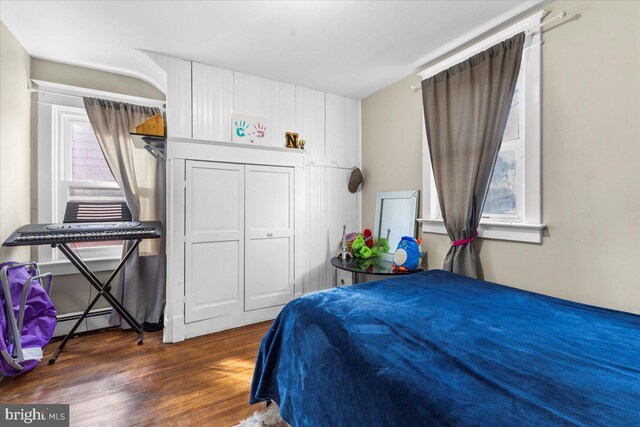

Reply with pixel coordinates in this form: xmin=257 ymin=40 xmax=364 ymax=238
xmin=235 ymin=402 xmax=290 ymax=427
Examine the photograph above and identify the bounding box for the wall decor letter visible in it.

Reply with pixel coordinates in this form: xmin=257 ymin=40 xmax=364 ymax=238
xmin=285 ymin=132 xmax=305 ymax=149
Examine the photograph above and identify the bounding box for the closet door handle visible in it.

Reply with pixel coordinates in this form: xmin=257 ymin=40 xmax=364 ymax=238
xmin=267 ymin=233 xmax=273 ymax=237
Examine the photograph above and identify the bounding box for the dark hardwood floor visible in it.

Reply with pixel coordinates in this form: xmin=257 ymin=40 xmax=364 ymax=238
xmin=1 ymin=321 xmax=272 ymax=426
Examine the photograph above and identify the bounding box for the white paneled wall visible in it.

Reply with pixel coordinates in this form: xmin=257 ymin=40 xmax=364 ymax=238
xmin=325 ymin=93 xmax=360 ymax=163
xmin=295 ymin=87 xmax=325 ymax=160
xmin=304 ymin=165 xmax=360 ymax=293
xmin=166 ymin=57 xmax=192 ymax=138
xmin=233 ymin=73 xmax=271 ymax=116
xmin=232 ymin=72 xmax=273 ymax=146
xmin=268 ymin=81 xmax=296 ymax=148
xmin=305 ymin=166 xmax=330 ymax=294
xmin=192 ymin=62 xmax=233 ymax=141
xmin=146 ymin=52 xmax=361 ymax=294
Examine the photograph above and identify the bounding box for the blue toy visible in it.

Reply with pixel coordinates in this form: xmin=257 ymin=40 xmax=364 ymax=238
xmin=392 ymin=236 xmax=423 ymax=271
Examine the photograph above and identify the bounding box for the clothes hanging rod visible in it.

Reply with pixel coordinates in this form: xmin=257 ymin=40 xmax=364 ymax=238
xmin=411 ymin=11 xmax=567 ymax=92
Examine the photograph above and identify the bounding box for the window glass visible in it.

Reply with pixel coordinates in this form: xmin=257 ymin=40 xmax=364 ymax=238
xmin=70 ymin=121 xmax=115 ymax=182
xmin=60 ymin=112 xmax=123 ymax=253
xmin=68 ymin=186 xmax=123 ymax=200
xmin=484 ymin=78 xmax=521 ymax=217
xmin=484 ymin=149 xmax=518 ymax=215
xmin=502 ymin=86 xmax=520 ymax=141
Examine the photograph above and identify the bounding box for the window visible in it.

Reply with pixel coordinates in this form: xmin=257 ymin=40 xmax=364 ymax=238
xmin=418 ymin=11 xmax=545 ymax=243
xmin=55 ymin=107 xmax=124 ymax=250
xmin=35 ymin=81 xmax=164 ymax=273
xmin=37 ymin=92 xmax=125 ymax=266
xmin=427 ymin=78 xmax=525 ymax=221
xmin=483 ymin=78 xmax=524 ymax=221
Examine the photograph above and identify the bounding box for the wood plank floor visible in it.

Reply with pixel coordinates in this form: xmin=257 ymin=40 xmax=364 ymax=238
xmin=1 ymin=321 xmax=272 ymax=426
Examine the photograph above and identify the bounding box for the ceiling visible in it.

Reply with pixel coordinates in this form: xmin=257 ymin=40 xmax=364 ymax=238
xmin=0 ymin=1 xmax=544 ymax=99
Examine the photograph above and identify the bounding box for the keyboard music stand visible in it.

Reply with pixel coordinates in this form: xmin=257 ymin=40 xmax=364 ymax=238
xmin=49 ymin=202 xmax=145 ymax=364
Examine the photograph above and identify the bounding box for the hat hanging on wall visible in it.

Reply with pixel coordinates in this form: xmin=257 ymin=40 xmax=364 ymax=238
xmin=348 ymin=167 xmax=364 ymax=193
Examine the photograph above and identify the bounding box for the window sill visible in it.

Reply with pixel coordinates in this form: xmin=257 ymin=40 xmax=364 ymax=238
xmin=418 ymin=218 xmax=546 ymax=244
xmin=38 ymin=257 xmax=121 ymax=276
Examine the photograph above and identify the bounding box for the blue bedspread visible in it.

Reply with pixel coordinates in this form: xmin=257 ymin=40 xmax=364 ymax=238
xmin=250 ymin=270 xmax=640 ymax=426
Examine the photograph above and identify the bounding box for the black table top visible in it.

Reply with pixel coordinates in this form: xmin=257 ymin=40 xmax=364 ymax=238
xmin=330 ymin=256 xmax=423 ymax=276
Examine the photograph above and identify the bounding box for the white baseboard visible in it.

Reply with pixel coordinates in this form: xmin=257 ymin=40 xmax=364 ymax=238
xmin=53 ymin=308 xmax=112 ymax=337
xmin=181 ymin=306 xmax=283 ymax=341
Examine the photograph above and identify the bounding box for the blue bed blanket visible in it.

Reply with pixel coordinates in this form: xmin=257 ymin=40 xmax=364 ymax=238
xmin=250 ymin=270 xmax=640 ymax=426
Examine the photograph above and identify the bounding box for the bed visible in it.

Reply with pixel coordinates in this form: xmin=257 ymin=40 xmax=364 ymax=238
xmin=250 ymin=270 xmax=640 ymax=426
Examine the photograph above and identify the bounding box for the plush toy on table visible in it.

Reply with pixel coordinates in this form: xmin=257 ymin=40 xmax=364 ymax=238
xmin=362 ymin=228 xmax=374 ymax=248
xmin=351 ymin=234 xmax=373 ymax=259
xmin=338 ymin=227 xmax=391 ymax=260
xmin=392 ymin=236 xmax=423 ymax=272
xmin=373 ymin=237 xmax=390 ymax=254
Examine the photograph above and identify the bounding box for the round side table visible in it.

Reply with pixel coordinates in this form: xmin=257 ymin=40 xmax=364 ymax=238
xmin=330 ymin=256 xmax=423 ymax=285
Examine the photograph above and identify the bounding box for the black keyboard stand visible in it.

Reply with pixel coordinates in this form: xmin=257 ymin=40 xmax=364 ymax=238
xmin=48 ymin=240 xmax=143 ymax=364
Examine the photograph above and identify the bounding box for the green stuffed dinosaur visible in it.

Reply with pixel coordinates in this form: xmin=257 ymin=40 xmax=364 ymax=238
xmin=373 ymin=237 xmax=390 ymax=254
xmin=351 ymin=234 xmax=373 ymax=259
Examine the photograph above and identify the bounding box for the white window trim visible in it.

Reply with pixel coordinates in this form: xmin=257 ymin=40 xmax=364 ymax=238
xmin=35 ymin=81 xmax=163 ymax=274
xmin=417 ymin=11 xmax=546 ymax=244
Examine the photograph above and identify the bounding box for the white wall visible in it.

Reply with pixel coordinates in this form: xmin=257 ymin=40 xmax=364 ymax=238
xmin=361 ymin=0 xmax=640 ymax=314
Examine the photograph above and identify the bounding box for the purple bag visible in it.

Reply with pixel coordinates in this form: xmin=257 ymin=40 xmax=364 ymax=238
xmin=0 ymin=262 xmax=56 ymax=377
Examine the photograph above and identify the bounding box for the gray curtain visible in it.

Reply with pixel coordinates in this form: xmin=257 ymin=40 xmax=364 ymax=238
xmin=83 ymin=97 xmax=165 ymax=326
xmin=421 ymin=32 xmax=525 ymax=278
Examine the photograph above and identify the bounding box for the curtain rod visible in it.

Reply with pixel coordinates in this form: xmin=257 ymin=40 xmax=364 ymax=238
xmin=29 ymin=81 xmax=166 ymax=110
xmin=31 ymin=88 xmax=166 ymax=110
xmin=411 ymin=11 xmax=567 ymax=92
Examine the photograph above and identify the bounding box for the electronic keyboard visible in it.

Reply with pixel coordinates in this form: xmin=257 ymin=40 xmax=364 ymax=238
xmin=3 ymin=221 xmax=162 ymax=246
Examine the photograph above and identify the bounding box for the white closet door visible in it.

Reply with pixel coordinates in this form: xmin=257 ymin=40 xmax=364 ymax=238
xmin=245 ymin=165 xmax=294 ymax=311
xmin=185 ymin=161 xmax=244 ymax=323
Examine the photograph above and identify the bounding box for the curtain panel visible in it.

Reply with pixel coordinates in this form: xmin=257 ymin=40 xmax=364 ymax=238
xmin=421 ymin=32 xmax=525 ymax=278
xmin=83 ymin=97 xmax=165 ymax=326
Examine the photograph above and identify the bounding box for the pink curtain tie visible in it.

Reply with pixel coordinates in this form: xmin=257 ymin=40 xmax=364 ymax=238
xmin=451 ymin=231 xmax=478 ymax=246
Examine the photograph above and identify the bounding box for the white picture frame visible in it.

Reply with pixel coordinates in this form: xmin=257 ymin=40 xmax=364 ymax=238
xmin=231 ymin=113 xmax=270 ymax=146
